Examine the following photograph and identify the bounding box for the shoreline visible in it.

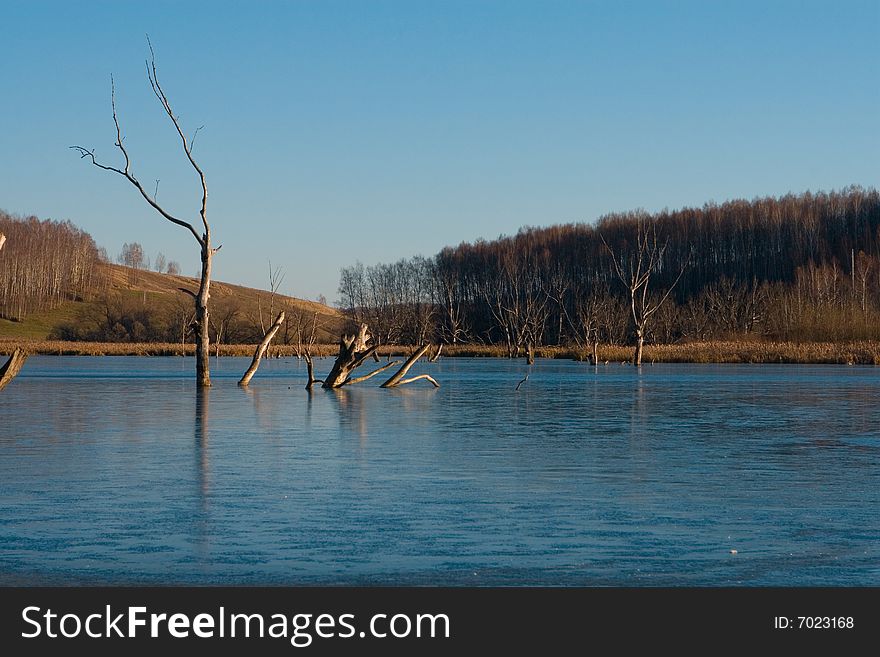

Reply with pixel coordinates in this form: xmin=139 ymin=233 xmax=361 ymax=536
xmin=2 ymin=339 xmax=880 ymax=365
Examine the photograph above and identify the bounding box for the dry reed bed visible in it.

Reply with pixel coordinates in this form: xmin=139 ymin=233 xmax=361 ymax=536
xmin=2 ymin=339 xmax=880 ymax=364
xmin=0 ymin=341 xmax=345 ymax=358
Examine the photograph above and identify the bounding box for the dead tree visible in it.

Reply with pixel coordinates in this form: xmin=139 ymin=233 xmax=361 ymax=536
xmin=322 ymin=324 xmax=378 ymax=388
xmin=238 ymin=311 xmax=285 ymax=387
xmin=0 ymin=348 xmax=27 ymax=392
xmin=319 ymin=325 xmax=439 ymax=389
xmin=576 ymin=287 xmax=610 ymax=365
xmin=602 ymin=219 xmax=688 ymax=366
xmin=301 ymin=312 xmax=325 ymax=389
xmin=304 ymin=353 xmax=323 ymax=389
xmin=381 ymin=344 xmax=439 ymax=388
xmin=72 ymin=39 xmax=217 ymax=387
xmin=258 ymin=260 xmax=285 ymax=359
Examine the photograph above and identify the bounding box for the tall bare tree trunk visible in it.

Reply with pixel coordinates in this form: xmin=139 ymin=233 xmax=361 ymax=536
xmin=634 ymin=328 xmax=644 ymax=366
xmin=197 ymin=243 xmax=212 ymax=387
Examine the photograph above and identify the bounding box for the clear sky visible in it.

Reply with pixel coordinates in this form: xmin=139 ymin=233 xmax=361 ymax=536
xmin=1 ymin=0 xmax=877 ymax=301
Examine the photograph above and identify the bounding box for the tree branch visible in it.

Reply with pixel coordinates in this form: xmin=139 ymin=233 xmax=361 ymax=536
xmin=344 ymin=361 xmax=399 ymax=385
xmin=394 ymin=374 xmax=440 ymax=388
xmin=381 ymin=344 xmax=432 ymax=388
xmin=146 ymin=35 xmax=209 ymax=237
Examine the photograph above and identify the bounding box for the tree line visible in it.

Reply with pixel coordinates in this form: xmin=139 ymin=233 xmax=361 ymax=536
xmin=0 ymin=211 xmax=103 ymax=320
xmin=338 ymin=187 xmax=880 ymax=352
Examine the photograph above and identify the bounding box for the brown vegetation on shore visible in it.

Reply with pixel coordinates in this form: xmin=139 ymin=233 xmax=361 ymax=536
xmin=3 ymin=339 xmax=880 ymax=365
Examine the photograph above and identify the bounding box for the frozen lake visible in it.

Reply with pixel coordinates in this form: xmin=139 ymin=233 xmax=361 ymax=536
xmin=1 ymin=356 xmax=877 ymax=585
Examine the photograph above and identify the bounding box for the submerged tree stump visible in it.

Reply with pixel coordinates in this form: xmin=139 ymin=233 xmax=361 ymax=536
xmin=0 ymin=348 xmax=27 ymax=392
xmin=322 ymin=324 xmax=378 ymax=389
xmin=318 ymin=325 xmax=440 ymax=389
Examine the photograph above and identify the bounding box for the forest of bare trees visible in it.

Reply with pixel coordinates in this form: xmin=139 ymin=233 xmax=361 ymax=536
xmin=338 ymin=187 xmax=880 ymax=351
xmin=4 ymin=186 xmax=878 ymax=358
xmin=0 ymin=211 xmax=102 ymax=320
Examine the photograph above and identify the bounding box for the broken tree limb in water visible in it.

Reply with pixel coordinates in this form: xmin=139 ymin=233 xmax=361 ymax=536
xmin=0 ymin=348 xmax=27 ymax=392
xmin=392 ymin=373 xmax=439 ymax=387
xmin=345 ymin=361 xmax=399 ymax=385
xmin=381 ymin=344 xmax=438 ymax=388
xmin=322 ymin=323 xmax=378 ymax=389
xmin=304 ymin=352 xmax=323 ymax=390
xmin=238 ymin=311 xmax=284 ymax=386
xmin=429 ymin=343 xmax=443 ymax=362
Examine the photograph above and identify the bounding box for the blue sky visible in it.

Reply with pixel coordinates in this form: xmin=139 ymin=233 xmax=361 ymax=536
xmin=1 ymin=0 xmax=877 ymax=301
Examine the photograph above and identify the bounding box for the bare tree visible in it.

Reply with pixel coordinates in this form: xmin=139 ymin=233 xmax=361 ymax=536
xmin=602 ymin=218 xmax=688 ymax=365
xmin=72 ymin=39 xmax=218 ymax=387
xmin=209 ymin=299 xmax=242 ymax=358
xmin=119 ymin=241 xmax=145 ymax=285
xmin=258 ymin=260 xmax=285 ymax=358
xmin=854 ymin=250 xmax=873 ymax=323
xmin=299 ymin=312 xmax=324 ymax=389
xmin=576 ymin=287 xmax=614 ymax=364
xmin=119 ymin=242 xmax=145 ymax=269
xmin=318 ymin=323 xmax=439 ymax=389
xmin=154 ymin=252 xmax=167 ymax=273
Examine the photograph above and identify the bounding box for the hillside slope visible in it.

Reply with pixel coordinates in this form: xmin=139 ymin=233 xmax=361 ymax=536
xmin=0 ymin=263 xmax=346 ymax=343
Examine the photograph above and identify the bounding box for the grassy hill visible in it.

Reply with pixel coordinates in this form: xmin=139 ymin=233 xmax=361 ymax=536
xmin=0 ymin=263 xmax=346 ymax=344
